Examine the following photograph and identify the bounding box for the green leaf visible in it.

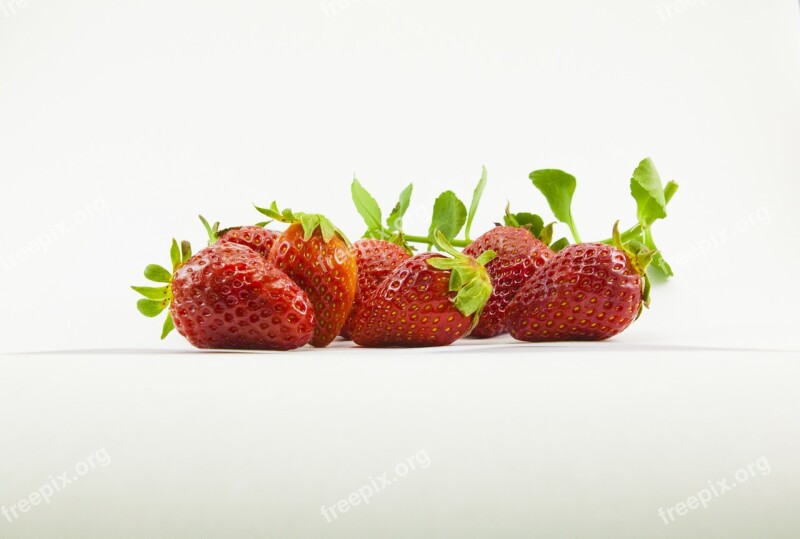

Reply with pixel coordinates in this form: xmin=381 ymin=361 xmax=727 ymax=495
xmin=465 ymin=166 xmax=488 ymax=241
xmin=160 ymin=312 xmax=175 ymax=339
xmin=630 ymin=157 xmax=667 ymax=227
xmin=529 ymin=169 xmax=581 ymax=243
xmin=351 ymin=179 xmax=382 ymax=232
xmin=144 ymin=264 xmax=172 ymax=283
xmin=137 ymin=298 xmax=168 ymax=317
xmin=428 ymin=191 xmax=467 ymax=242
xmin=131 ymin=285 xmax=169 ymax=300
xmin=387 ymin=183 xmax=413 ymax=232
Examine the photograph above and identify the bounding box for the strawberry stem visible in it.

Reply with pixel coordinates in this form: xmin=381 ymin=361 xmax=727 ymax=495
xmin=404 ymin=234 xmax=469 ymax=248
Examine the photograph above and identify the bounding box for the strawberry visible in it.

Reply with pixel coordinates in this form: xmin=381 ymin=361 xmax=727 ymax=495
xmin=504 ymin=224 xmax=654 ymax=342
xmin=349 ymin=232 xmax=496 ymax=347
xmin=257 ymin=203 xmax=357 ymax=348
xmin=463 ymin=226 xmax=553 ymax=338
xmin=132 ymin=240 xmax=315 ymax=350
xmin=199 ymin=216 xmax=279 ymax=259
xmin=341 ymin=238 xmax=411 ymax=339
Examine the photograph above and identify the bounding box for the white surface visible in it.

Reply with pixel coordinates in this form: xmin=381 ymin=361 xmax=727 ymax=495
xmin=1 ymin=346 xmax=799 ymax=538
xmin=1 ymin=0 xmax=799 ymax=537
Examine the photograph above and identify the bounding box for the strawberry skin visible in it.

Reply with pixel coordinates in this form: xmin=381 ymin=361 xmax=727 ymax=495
xmin=217 ymin=226 xmax=279 ymax=259
xmin=463 ymin=226 xmax=553 ymax=338
xmin=505 ymin=243 xmax=644 ymax=341
xmin=341 ymin=239 xmax=411 ymax=339
xmin=350 ymin=253 xmax=478 ymax=347
xmin=269 ymin=223 xmax=357 ymax=347
xmin=170 ymin=243 xmax=315 ymax=350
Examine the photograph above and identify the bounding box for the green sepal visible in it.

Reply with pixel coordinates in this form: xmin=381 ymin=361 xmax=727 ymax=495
xmin=137 ymin=298 xmax=168 ymax=317
xmin=133 ymin=239 xmax=188 ymax=340
xmin=549 ymin=237 xmax=570 ymax=252
xmin=426 ymin=230 xmax=496 ymax=324
xmin=199 ymin=215 xmax=221 ymax=244
xmin=131 ymin=285 xmax=170 ymax=300
xmin=475 ymin=249 xmax=497 ymax=266
xmin=465 ymin=166 xmax=488 ymax=241
xmin=181 ymin=241 xmax=192 ymax=263
xmin=611 ymin=221 xmax=656 ymax=316
xmin=169 ymin=239 xmax=181 ymax=271
xmin=504 ymin=204 xmax=545 ymax=235
xmin=144 ymin=264 xmax=172 ymax=283
xmin=160 ymin=312 xmax=175 ymax=340
xmin=254 ymin=202 xmax=350 ymax=246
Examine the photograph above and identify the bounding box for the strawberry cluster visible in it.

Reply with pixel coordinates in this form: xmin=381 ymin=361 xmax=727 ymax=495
xmin=133 ymin=157 xmax=677 ymax=350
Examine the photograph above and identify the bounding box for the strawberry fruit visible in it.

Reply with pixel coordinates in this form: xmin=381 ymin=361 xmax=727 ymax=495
xmin=257 ymin=203 xmax=357 ymax=348
xmin=199 ymin=216 xmax=279 ymax=259
xmin=349 ymin=232 xmax=496 ymax=347
xmin=132 ymin=240 xmax=315 ymax=350
xmin=504 ymin=224 xmax=654 ymax=342
xmin=463 ymin=226 xmax=553 ymax=338
xmin=341 ymin=238 xmax=411 ymax=339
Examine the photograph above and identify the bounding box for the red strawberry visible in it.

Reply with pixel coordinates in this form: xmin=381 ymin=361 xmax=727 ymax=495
xmin=505 ymin=225 xmax=654 ymax=341
xmin=218 ymin=226 xmax=279 ymax=258
xmin=341 ymin=239 xmax=412 ymax=339
xmin=199 ymin=216 xmax=279 ymax=258
xmin=463 ymin=226 xmax=553 ymax=338
xmin=257 ymin=204 xmax=357 ymax=348
xmin=132 ymin=240 xmax=315 ymax=350
xmin=350 ymin=233 xmax=496 ymax=347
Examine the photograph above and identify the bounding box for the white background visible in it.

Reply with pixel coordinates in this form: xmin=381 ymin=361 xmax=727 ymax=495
xmin=1 ymin=1 xmax=799 ymax=537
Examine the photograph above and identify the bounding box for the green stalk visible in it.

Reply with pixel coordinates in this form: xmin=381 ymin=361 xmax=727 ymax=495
xmin=404 ymin=234 xmax=470 ymax=248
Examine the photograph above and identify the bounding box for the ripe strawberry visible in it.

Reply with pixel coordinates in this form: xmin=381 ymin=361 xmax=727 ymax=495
xmin=505 ymin=224 xmax=654 ymax=341
xmin=132 ymin=240 xmax=315 ymax=350
xmin=349 ymin=233 xmax=496 ymax=347
xmin=199 ymin=215 xmax=279 ymax=258
xmin=341 ymin=239 xmax=411 ymax=339
xmin=257 ymin=203 xmax=357 ymax=348
xmin=463 ymin=226 xmax=553 ymax=338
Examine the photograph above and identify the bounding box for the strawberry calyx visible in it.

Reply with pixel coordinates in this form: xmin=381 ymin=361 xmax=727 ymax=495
xmin=611 ymin=221 xmax=656 ymax=314
xmin=502 ymin=203 xmax=570 ymax=251
xmin=254 ymin=202 xmax=351 ymax=246
xmin=131 ymin=239 xmax=192 ymax=339
xmin=427 ymin=230 xmax=497 ymax=327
